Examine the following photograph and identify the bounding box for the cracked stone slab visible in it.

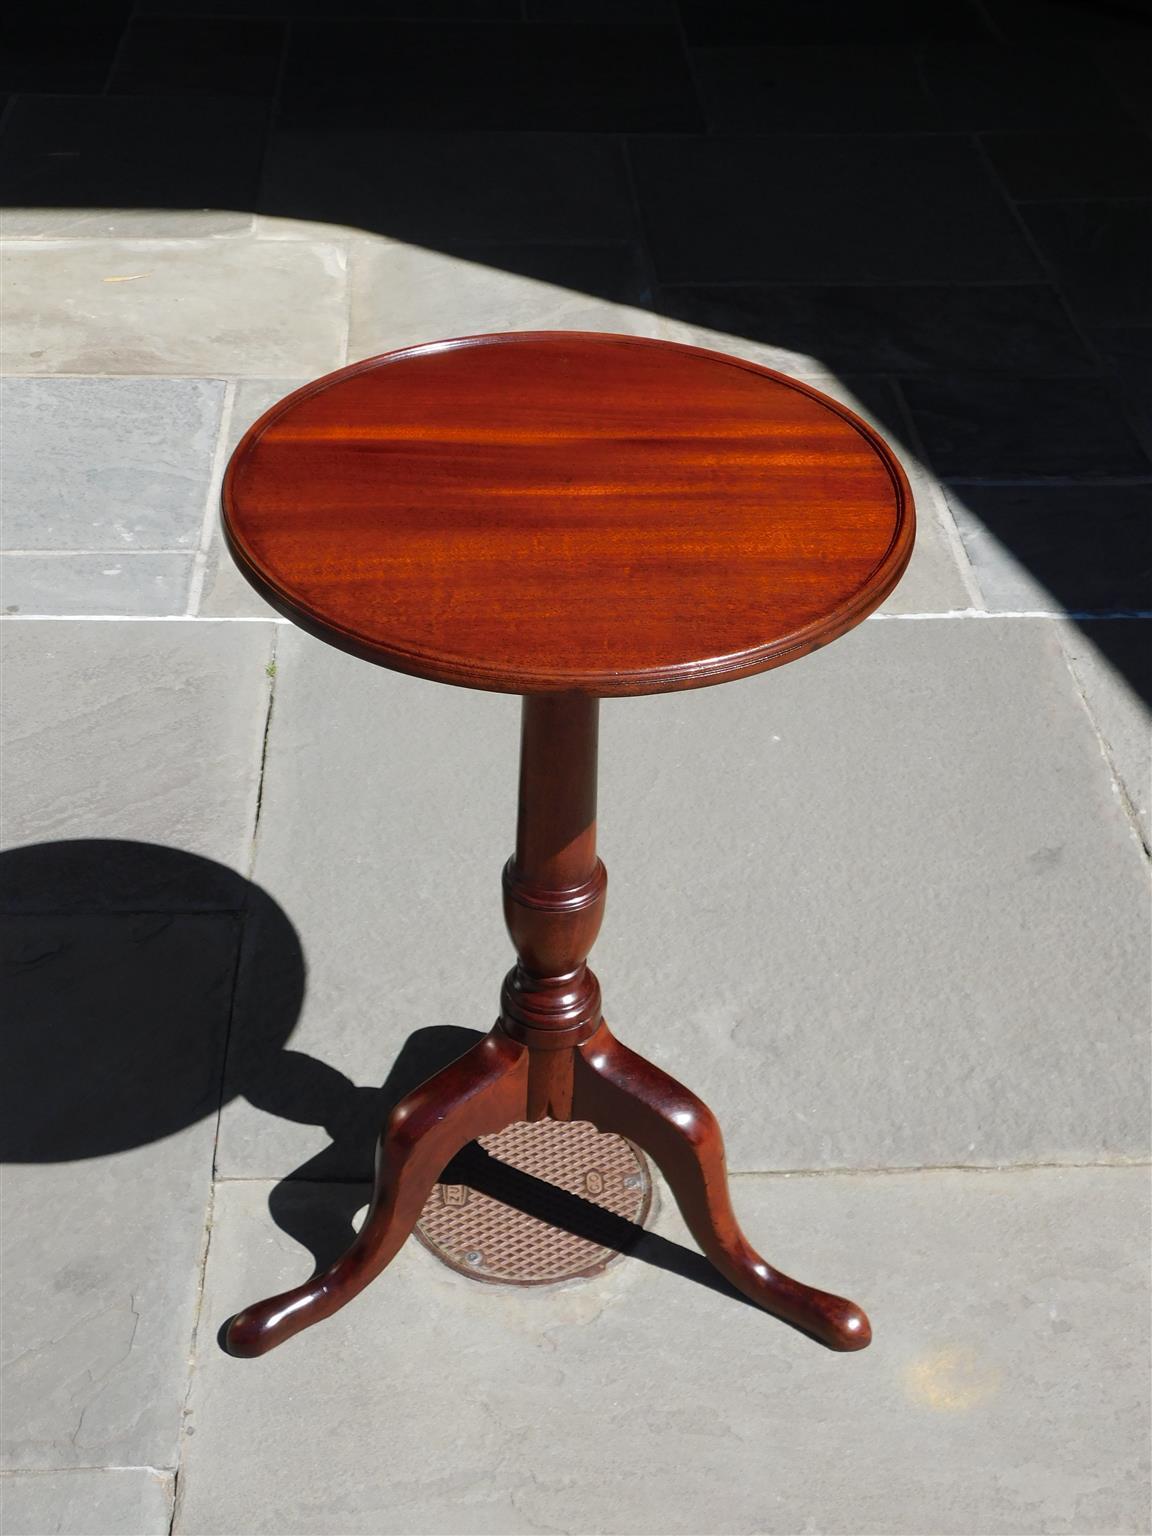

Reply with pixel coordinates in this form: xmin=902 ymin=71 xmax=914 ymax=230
xmin=1056 ymin=618 xmax=1151 ymax=849
xmin=0 ymin=1468 xmax=174 ymax=1536
xmin=0 ymin=241 xmax=349 ymax=375
xmin=177 ymin=1166 xmax=1150 ymax=1535
xmin=0 ymin=911 xmax=239 ymax=1472
xmin=0 ymin=619 xmax=275 ymax=895
xmin=217 ymin=617 xmax=1149 ymax=1180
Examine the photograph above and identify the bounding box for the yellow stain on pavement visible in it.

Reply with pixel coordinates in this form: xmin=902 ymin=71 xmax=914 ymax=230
xmin=904 ymin=1346 xmax=1001 ymax=1411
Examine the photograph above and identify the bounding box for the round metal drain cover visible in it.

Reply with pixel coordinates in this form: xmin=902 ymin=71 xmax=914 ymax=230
xmin=415 ymin=1119 xmax=652 ymax=1286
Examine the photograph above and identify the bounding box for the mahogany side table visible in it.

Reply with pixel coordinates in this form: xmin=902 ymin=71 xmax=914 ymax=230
xmin=220 ymin=331 xmax=915 ymax=1357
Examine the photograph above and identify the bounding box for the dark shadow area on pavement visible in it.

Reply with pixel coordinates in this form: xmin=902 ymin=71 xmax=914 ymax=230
xmin=0 ymin=838 xmax=757 ymax=1345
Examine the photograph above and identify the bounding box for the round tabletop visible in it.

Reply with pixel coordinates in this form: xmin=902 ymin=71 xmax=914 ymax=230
xmin=222 ymin=332 xmax=914 ymax=697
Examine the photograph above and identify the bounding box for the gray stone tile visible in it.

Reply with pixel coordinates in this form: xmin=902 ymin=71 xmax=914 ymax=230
xmin=922 ymin=42 xmax=1134 ymax=129
xmin=1022 ymin=201 xmax=1152 ymax=329
xmin=276 ymin=19 xmax=702 ymax=132
xmin=679 ymin=0 xmax=991 ymax=43
xmin=0 ymin=1469 xmax=174 ymax=1536
xmin=985 ymin=0 xmax=1152 ymax=38
xmin=198 ymin=380 xmax=308 ymax=621
xmin=1096 ymin=331 xmax=1152 ymax=463
xmin=1118 ymin=355 xmax=1152 ymax=464
xmin=528 ymin=0 xmax=674 ymax=14
xmin=107 ymin=17 xmax=284 ymax=97
xmin=348 ymin=243 xmax=663 ymax=360
xmin=139 ymin=0 xmax=518 ymax=10
xmin=0 ymin=913 xmax=232 ymax=1473
xmin=179 ymin=1166 xmax=1150 ymax=1535
xmin=0 ymin=241 xmax=348 ymax=375
xmin=693 ymin=41 xmax=1136 ymax=132
xmin=1 ymin=14 xmax=124 ymax=94
xmin=251 ymin=215 xmax=396 ymax=242
xmin=0 ymin=553 xmax=195 ymax=617
xmin=0 ymin=95 xmax=266 ymax=239
xmin=981 ymin=131 xmax=1152 ymax=200
xmin=629 ymin=134 xmax=1038 ymax=284
xmin=1 ymin=379 xmax=225 ymax=552
xmin=693 ymin=44 xmax=944 ymax=131
xmin=944 ymin=483 xmax=1152 ymax=613
xmin=140 ymin=0 xmax=517 ymax=9
xmin=0 ymin=620 xmax=274 ymax=872
xmin=192 ymin=570 xmax=272 ymax=630
xmin=655 ymin=282 xmax=1091 ymax=376
xmin=586 ymin=620 xmax=1149 ymax=1173
xmin=219 ymin=618 xmax=1148 ymax=1179
xmin=1096 ymin=39 xmax=1152 ymax=132
xmin=215 ymin=648 xmax=519 ymax=1178
xmin=1057 ymin=619 xmax=1152 ymax=850
xmin=900 ymin=375 xmax=1149 ymax=478
xmin=0 ymin=207 xmax=257 ymax=242
xmin=260 ymin=129 xmax=636 ymax=244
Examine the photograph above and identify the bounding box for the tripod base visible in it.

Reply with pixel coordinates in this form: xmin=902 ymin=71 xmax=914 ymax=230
xmin=223 ymin=1020 xmax=871 ymax=1358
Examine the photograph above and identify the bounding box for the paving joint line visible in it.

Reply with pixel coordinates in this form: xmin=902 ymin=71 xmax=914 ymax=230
xmin=248 ymin=625 xmax=280 ymax=880
xmin=97 ymin=15 xmax=135 ymax=95
xmin=167 ymin=1179 xmax=216 ymax=1536
xmin=210 ymin=1160 xmax=1151 ymax=1185
xmin=1053 ymin=622 xmax=1151 ymax=859
xmin=3 ymin=549 xmax=200 ymax=557
xmin=0 ymin=1466 xmax=176 ymax=1478
xmin=727 ymin=1160 xmax=1152 ymax=1178
xmin=338 ymin=243 xmax=354 ymax=370
xmin=618 ymin=135 xmax=663 ymax=310
xmin=253 ymin=13 xmax=292 ymax=225
xmin=165 ymin=862 xmax=269 ymax=1530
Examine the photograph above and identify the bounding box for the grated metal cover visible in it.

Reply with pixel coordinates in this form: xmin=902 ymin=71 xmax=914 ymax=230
xmin=415 ymin=1119 xmax=652 ymax=1286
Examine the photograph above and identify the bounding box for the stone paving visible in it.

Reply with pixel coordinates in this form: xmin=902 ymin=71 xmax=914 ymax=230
xmin=1 ymin=3 xmax=1150 ymax=1533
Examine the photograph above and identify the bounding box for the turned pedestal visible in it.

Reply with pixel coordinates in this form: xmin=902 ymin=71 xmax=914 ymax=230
xmin=218 ymin=330 xmax=915 ymax=1358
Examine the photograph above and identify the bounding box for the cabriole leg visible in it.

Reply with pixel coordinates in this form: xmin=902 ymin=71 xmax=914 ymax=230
xmin=224 ymin=1032 xmax=527 ymax=1357
xmin=571 ymin=1022 xmax=871 ymax=1351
